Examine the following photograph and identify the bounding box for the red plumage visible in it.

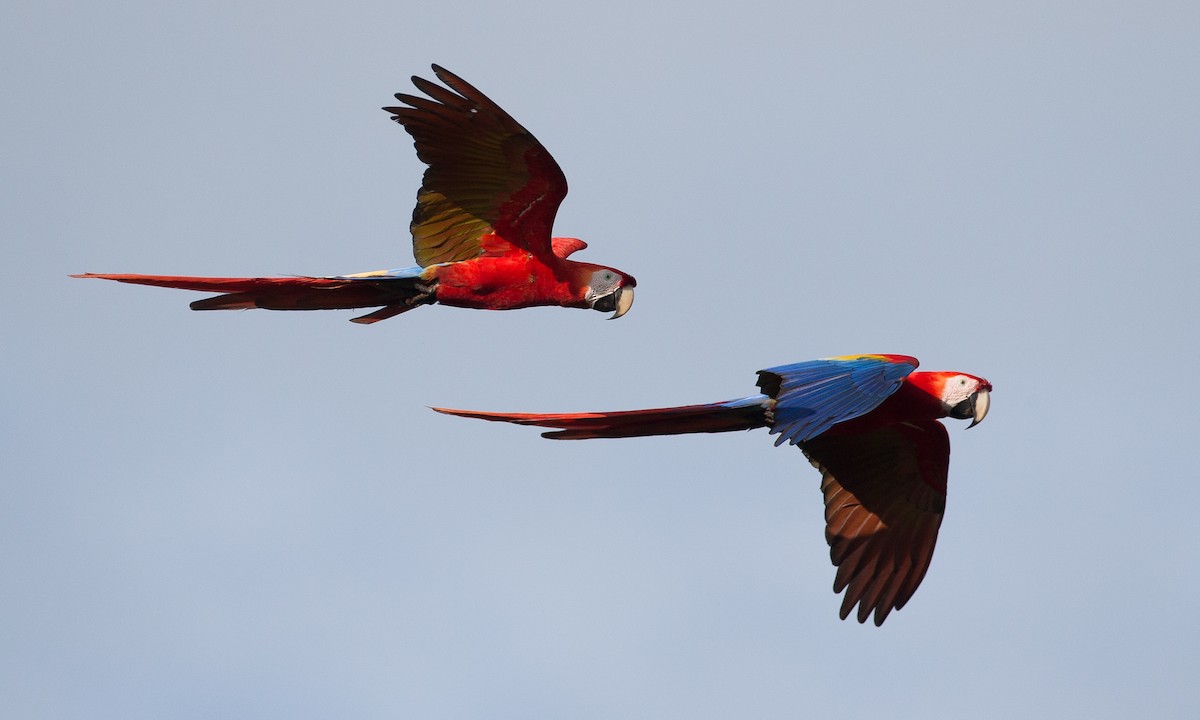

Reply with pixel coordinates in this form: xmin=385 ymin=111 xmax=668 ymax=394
xmin=74 ymin=66 xmax=635 ymax=323
xmin=435 ymin=400 xmax=769 ymax=439
xmin=434 ymin=357 xmax=993 ymax=625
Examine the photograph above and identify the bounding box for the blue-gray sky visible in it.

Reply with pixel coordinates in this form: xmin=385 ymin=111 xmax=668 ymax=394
xmin=4 ymin=1 xmax=1199 ymax=718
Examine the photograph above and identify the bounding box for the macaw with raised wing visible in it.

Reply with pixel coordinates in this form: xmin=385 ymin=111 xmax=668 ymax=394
xmin=434 ymin=354 xmax=991 ymax=626
xmin=73 ymin=65 xmax=635 ymax=324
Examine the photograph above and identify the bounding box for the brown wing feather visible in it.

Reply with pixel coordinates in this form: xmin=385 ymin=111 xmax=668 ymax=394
xmin=383 ymin=65 xmax=567 ymax=266
xmin=801 ymin=420 xmax=949 ymax=625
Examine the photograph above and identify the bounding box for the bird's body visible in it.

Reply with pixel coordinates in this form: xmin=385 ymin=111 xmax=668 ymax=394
xmin=434 ymin=354 xmax=992 ymax=625
xmin=74 ymin=66 xmax=635 ymax=323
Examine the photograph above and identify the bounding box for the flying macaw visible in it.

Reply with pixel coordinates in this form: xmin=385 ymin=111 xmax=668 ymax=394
xmin=73 ymin=65 xmax=636 ymax=324
xmin=434 ymin=354 xmax=992 ymax=626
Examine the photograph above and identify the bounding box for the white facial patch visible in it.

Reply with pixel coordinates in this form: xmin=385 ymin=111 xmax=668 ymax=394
xmin=941 ymin=374 xmax=979 ymax=407
xmin=587 ymin=269 xmax=621 ymax=299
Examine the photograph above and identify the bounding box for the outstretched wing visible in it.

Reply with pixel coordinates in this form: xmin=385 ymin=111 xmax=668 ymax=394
xmin=384 ymin=65 xmax=567 ymax=267
xmin=758 ymin=354 xmax=919 ymax=446
xmin=801 ymin=419 xmax=948 ymax=626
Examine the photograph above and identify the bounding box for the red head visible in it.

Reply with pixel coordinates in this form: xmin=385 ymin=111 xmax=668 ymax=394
xmin=905 ymin=371 xmax=993 ymax=427
xmin=552 ymin=237 xmax=636 ymax=319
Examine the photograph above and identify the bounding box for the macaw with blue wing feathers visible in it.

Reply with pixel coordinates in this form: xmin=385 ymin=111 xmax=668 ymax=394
xmin=74 ymin=65 xmax=635 ymax=324
xmin=434 ymin=354 xmax=992 ymax=626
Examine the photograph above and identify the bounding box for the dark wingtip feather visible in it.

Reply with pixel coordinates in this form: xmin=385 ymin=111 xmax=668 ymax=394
xmin=430 ymin=64 xmax=458 ymax=86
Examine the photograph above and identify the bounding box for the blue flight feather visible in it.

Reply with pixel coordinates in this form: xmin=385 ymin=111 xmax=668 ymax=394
xmin=332 ymin=265 xmax=425 ymax=280
xmin=758 ymin=356 xmax=917 ymax=445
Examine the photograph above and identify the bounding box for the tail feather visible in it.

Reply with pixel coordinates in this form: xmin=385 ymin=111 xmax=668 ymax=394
xmin=432 ymin=398 xmax=770 ymax=439
xmin=72 ymin=273 xmax=296 ymax=294
xmin=72 ymin=273 xmax=435 ymax=322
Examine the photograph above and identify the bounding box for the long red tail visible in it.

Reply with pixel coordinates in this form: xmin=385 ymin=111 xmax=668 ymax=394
xmin=432 ymin=398 xmax=769 ymax=439
xmin=72 ymin=273 xmax=433 ymax=323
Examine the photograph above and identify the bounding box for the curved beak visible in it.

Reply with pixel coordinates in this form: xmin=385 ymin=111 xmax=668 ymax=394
xmin=966 ymin=389 xmax=990 ymax=429
xmin=608 ymin=285 xmax=634 ymax=320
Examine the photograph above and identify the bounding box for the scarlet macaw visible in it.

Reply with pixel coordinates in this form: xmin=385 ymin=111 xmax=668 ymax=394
xmin=73 ymin=65 xmax=636 ymax=324
xmin=434 ymin=354 xmax=992 ymax=625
